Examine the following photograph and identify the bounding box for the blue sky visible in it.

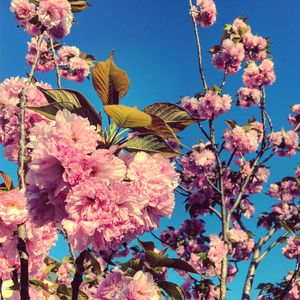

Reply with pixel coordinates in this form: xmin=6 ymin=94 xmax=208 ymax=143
xmin=1 ymin=0 xmax=300 ymax=298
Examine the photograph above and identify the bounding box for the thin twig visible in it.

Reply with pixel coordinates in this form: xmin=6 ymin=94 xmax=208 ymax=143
xmin=50 ymin=38 xmax=62 ymax=89
xmin=150 ymin=231 xmax=173 ymax=248
xmin=219 ymin=71 xmax=227 ymax=92
xmin=189 ymin=0 xmax=208 ymax=91
xmin=257 ymin=231 xmax=289 ymax=263
xmin=61 ymin=227 xmax=76 ymax=263
xmin=209 ymin=205 xmax=222 ymax=220
xmin=197 ymin=122 xmax=210 ymax=140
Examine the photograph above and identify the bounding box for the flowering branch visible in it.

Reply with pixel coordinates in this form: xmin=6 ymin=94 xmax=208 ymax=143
xmin=189 ymin=0 xmax=208 ymax=91
xmin=71 ymin=250 xmax=87 ymax=300
xmin=50 ymin=38 xmax=62 ymax=89
xmin=17 ymin=33 xmax=44 ymax=300
xmin=208 ymin=119 xmax=228 ymax=300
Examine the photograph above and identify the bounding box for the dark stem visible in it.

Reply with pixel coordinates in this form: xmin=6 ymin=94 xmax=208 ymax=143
xmin=71 ymin=250 xmax=87 ymax=300
xmin=17 ymin=225 xmax=30 ymax=300
xmin=280 ymin=261 xmax=300 ymax=299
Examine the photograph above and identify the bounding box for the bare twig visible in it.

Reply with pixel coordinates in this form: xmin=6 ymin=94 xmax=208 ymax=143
xmin=189 ymin=0 xmax=208 ymax=91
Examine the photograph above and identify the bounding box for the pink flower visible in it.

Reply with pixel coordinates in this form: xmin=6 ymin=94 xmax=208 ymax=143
xmin=282 ymin=236 xmax=300 ymax=260
xmin=196 ymin=91 xmax=232 ymax=119
xmin=127 ymin=152 xmax=179 ymax=230
xmin=212 ymin=39 xmax=245 ymax=74
xmin=125 ymin=271 xmax=160 ymax=300
xmin=243 ymin=32 xmax=268 ymax=61
xmin=26 ymin=37 xmax=54 ymax=72
xmin=96 ymin=272 xmax=129 ymax=299
xmin=269 ymin=130 xmax=298 ymax=157
xmin=58 ymin=46 xmax=80 ymax=64
xmin=207 ymin=234 xmax=227 ymax=264
xmin=37 ymin=0 xmax=73 ymax=39
xmin=58 ymin=46 xmax=91 ymax=82
xmin=0 ymin=190 xmax=27 ymax=226
xmin=180 ymin=96 xmax=199 ymax=117
xmin=243 ymin=59 xmax=276 ymax=88
xmin=228 ymin=228 xmax=249 ymax=243
xmin=10 ymin=0 xmax=35 ymax=23
xmin=64 ymin=178 xmax=144 ymax=252
xmin=224 ymin=122 xmax=263 ymax=154
xmin=193 ymin=0 xmax=217 ymax=27
xmin=237 ymin=87 xmax=262 ymax=108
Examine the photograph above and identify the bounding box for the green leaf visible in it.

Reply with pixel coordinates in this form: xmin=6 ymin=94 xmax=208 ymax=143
xmin=125 ymin=133 xmax=180 ymax=158
xmin=92 ymin=52 xmax=130 ymax=105
xmin=68 ymin=0 xmax=91 ymax=12
xmin=157 ymin=281 xmax=185 ymax=300
xmin=145 ymin=250 xmax=198 ymax=273
xmin=0 ymin=171 xmax=13 ymax=190
xmin=135 ymin=114 xmax=179 ymax=143
xmin=104 ymin=105 xmax=152 ymax=128
xmin=225 ymin=119 xmax=237 ymax=129
xmin=138 ymin=240 xmax=155 ymax=251
xmin=142 ymin=102 xmax=196 ymax=132
xmin=34 ymin=88 xmax=102 ymax=127
xmin=56 ymin=285 xmax=88 ymax=300
xmin=88 ymin=251 xmax=102 ymax=276
xmin=120 ymin=258 xmax=143 ymax=272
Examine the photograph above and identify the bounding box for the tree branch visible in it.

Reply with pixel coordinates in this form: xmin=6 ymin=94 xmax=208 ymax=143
xmin=242 ymin=228 xmax=277 ymax=299
xmin=17 ymin=33 xmax=44 ymax=300
xmin=71 ymin=250 xmax=87 ymax=300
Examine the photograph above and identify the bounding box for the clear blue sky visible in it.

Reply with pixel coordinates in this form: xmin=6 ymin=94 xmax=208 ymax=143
xmin=1 ymin=0 xmax=300 ymax=298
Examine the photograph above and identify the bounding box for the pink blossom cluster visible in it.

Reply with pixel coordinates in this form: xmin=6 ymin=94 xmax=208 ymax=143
xmin=181 ymin=277 xmax=220 ymax=300
xmin=57 ymin=46 xmax=91 ymax=82
xmin=282 ymin=236 xmax=300 ymax=260
xmin=95 ymin=270 xmax=161 ymax=300
xmin=25 ymin=40 xmax=91 ymax=82
xmin=26 ymin=110 xmax=178 ymax=252
xmin=181 ymin=91 xmax=232 ymax=120
xmin=0 ymin=77 xmax=50 ymax=162
xmin=269 ymin=178 xmax=300 ymax=203
xmin=212 ymin=39 xmax=245 ymax=74
xmin=190 ymin=142 xmax=216 ymax=170
xmin=269 ymin=130 xmax=299 ymax=157
xmin=191 ymin=0 xmax=217 ymax=28
xmin=237 ymin=87 xmax=262 ymax=108
xmin=212 ymin=17 xmax=269 ymax=77
xmin=10 ymin=0 xmax=73 ymax=39
xmin=0 ymin=190 xmax=57 ymax=281
xmin=26 ymin=37 xmax=54 ymax=72
xmin=242 ymin=59 xmax=276 ymax=88
xmin=243 ymin=32 xmax=268 ymax=62
xmin=224 ymin=121 xmax=263 ymax=154
xmin=288 ymin=104 xmax=300 ymax=132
